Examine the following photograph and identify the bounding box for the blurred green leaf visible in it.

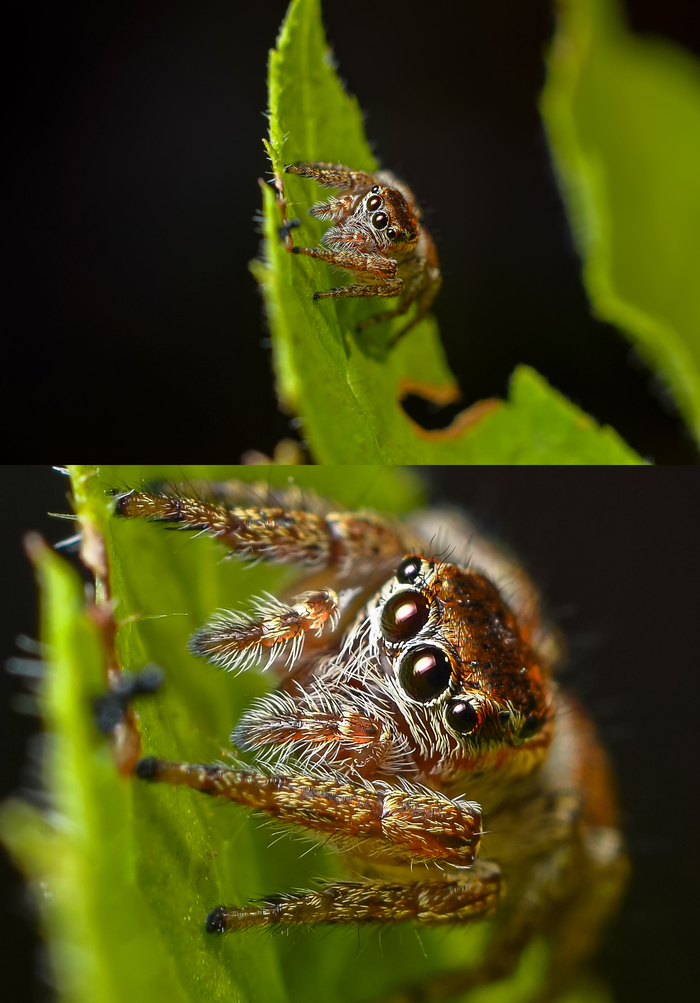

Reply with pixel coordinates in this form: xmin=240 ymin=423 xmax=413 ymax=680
xmin=0 ymin=535 xmax=191 ymax=1003
xmin=254 ymin=0 xmax=643 ymax=464
xmin=1 ymin=466 xmax=613 ymax=1001
xmin=541 ymin=0 xmax=700 ymax=443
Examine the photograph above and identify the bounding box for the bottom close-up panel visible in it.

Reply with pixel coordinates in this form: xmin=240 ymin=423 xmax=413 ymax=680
xmin=0 ymin=465 xmax=697 ymax=1003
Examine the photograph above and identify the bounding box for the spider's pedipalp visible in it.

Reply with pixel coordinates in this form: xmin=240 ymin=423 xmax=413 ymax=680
xmin=233 ymin=665 xmax=415 ymax=777
xmin=187 ymin=589 xmax=340 ymax=674
xmin=308 ymin=194 xmax=354 ymax=221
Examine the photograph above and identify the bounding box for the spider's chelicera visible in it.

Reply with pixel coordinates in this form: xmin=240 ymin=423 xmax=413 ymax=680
xmin=114 ymin=481 xmax=626 ymax=999
xmin=282 ymin=161 xmax=442 ymax=346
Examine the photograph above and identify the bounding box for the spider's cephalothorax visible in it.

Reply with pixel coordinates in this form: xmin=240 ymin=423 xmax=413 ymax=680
xmin=233 ymin=554 xmax=552 ymax=796
xmin=283 ymin=162 xmax=442 ymax=345
xmin=114 ymin=482 xmax=627 ymax=1001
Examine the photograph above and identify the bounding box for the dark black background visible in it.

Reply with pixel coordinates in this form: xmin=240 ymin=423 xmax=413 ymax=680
xmin=6 ymin=0 xmax=700 ymax=461
xmin=1 ymin=465 xmax=699 ymax=1001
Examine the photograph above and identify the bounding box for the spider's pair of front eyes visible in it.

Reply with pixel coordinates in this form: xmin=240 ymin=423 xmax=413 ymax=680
xmin=379 ymin=565 xmax=479 ymax=737
xmin=366 ymin=188 xmax=399 ymax=240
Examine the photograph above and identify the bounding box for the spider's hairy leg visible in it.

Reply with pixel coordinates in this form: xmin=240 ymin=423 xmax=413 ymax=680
xmin=206 ymin=867 xmax=501 ymax=931
xmin=358 ymin=234 xmax=443 ymax=343
xmin=112 ymin=486 xmax=407 ymax=571
xmin=136 ymin=759 xmax=483 ymax=866
xmin=315 ymin=280 xmax=404 ymax=302
xmin=358 ymin=278 xmax=440 ymax=344
xmin=387 ymin=271 xmax=443 ymax=347
xmin=285 ymin=162 xmax=376 ymax=193
xmin=357 ymin=288 xmax=420 ymax=332
xmin=187 ymin=589 xmax=339 ymax=673
xmin=375 ymin=834 xmax=627 ymax=1003
xmin=291 ymin=245 xmax=397 ymax=279
xmin=291 ymin=245 xmax=402 ymax=302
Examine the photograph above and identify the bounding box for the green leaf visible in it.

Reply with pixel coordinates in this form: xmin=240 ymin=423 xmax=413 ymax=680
xmin=541 ymin=0 xmax=700 ymax=443
xmin=254 ymin=0 xmax=642 ymax=464
xmin=1 ymin=466 xmax=612 ymax=1002
xmin=0 ymin=535 xmax=191 ymax=1003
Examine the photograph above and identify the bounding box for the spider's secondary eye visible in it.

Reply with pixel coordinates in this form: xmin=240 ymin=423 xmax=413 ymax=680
xmin=371 ymin=185 xmax=379 ymax=193
xmin=387 ymin=228 xmax=397 ymax=240
xmin=372 ymin=212 xmax=388 ymax=230
xmin=396 ymin=556 xmax=421 ymax=584
xmin=398 ymin=645 xmax=452 ymax=702
xmin=445 ymin=699 xmax=479 ymax=735
xmin=367 ymin=195 xmax=382 ymax=211
xmin=521 ymin=714 xmax=539 ymax=739
xmin=381 ymin=590 xmax=430 ymax=642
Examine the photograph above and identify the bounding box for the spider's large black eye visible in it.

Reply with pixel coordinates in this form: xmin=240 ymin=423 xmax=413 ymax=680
xmin=396 ymin=556 xmax=421 ymax=585
xmin=445 ymin=698 xmax=479 ymax=735
xmin=387 ymin=228 xmax=397 ymax=240
xmin=398 ymin=645 xmax=452 ymax=702
xmin=381 ymin=590 xmax=430 ymax=642
xmin=367 ymin=194 xmax=381 ymax=211
xmin=372 ymin=211 xmax=388 ymax=230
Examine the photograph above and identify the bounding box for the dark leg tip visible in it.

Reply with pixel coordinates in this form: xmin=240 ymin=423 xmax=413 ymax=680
xmin=205 ymin=906 xmax=228 ymax=934
xmin=291 ymin=245 xmax=300 ymax=254
xmin=278 ymin=218 xmax=301 ymax=242
xmin=136 ymin=664 xmax=165 ymax=694
xmin=94 ymin=693 xmax=127 ymax=734
xmin=111 ymin=490 xmax=134 ymax=517
xmin=312 ymin=291 xmax=320 ymax=300
xmin=136 ymin=756 xmax=159 ymax=780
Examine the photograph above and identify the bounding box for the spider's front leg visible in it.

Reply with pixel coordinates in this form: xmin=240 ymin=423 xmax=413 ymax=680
xmin=136 ymin=757 xmax=498 ymax=930
xmin=291 ymin=245 xmax=403 ymax=301
xmin=113 ymin=484 xmax=407 ymax=572
xmin=285 ymin=161 xmax=376 ymax=193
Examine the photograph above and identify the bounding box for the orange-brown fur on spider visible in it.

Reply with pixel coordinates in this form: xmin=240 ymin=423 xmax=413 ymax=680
xmin=115 ymin=482 xmax=627 ymax=1001
xmin=284 ymin=162 xmax=442 ymax=346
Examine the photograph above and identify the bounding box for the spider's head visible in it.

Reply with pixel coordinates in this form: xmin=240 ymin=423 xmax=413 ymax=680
xmin=365 ymin=555 xmax=553 ymax=779
xmin=354 ymin=184 xmax=420 ymax=255
xmin=232 ymin=554 xmax=553 ymax=786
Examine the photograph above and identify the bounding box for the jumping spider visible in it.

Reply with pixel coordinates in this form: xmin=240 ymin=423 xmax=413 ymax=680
xmin=283 ymin=162 xmax=442 ymax=346
xmin=116 ymin=482 xmax=626 ymax=1000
